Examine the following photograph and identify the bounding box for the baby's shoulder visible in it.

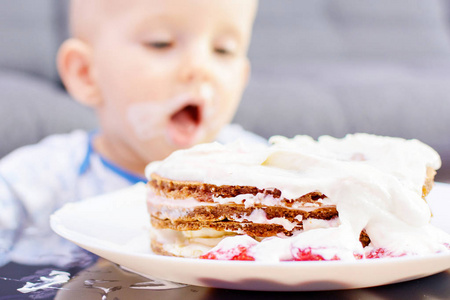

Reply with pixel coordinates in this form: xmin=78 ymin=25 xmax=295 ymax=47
xmin=0 ymin=130 xmax=90 ymax=180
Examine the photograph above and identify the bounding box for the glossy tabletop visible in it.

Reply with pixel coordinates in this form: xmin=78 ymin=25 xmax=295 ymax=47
xmin=1 ymin=257 xmax=449 ymax=300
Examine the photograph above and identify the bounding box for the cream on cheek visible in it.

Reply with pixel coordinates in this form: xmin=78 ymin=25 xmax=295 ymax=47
xmin=126 ymin=101 xmax=169 ymax=141
xmin=126 ymin=83 xmax=217 ymax=142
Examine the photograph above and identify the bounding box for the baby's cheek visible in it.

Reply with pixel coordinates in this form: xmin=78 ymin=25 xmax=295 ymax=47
xmin=143 ymin=56 xmax=179 ymax=77
xmin=220 ymin=88 xmax=241 ymax=114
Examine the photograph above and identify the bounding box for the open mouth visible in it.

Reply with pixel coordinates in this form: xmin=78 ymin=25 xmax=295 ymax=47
xmin=168 ymin=103 xmax=203 ymax=146
xmin=171 ymin=104 xmax=201 ymax=126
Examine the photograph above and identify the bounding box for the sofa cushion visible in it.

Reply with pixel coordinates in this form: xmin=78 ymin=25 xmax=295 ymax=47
xmin=0 ymin=0 xmax=70 ymax=82
xmin=0 ymin=71 xmax=97 ymax=158
xmin=329 ymin=0 xmax=450 ymax=59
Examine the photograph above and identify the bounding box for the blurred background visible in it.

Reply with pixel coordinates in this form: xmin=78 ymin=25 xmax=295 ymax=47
xmin=0 ymin=0 xmax=449 ymax=181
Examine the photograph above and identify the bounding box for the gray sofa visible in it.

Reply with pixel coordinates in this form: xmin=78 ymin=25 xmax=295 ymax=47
xmin=1 ymin=0 xmax=450 ymax=181
xmin=0 ymin=0 xmax=97 ymax=156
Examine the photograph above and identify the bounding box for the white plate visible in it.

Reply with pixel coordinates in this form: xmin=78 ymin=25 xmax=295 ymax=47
xmin=50 ymin=182 xmax=450 ymax=291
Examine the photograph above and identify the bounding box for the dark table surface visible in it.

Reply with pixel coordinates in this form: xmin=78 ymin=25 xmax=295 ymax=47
xmin=1 ymin=256 xmax=449 ymax=300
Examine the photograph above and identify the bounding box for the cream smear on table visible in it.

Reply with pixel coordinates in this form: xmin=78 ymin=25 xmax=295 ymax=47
xmin=17 ymin=270 xmax=70 ymax=294
xmin=145 ymin=133 xmax=450 ymax=261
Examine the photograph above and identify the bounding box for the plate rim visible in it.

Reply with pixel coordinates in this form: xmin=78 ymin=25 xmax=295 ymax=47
xmin=50 ymin=182 xmax=450 ymax=291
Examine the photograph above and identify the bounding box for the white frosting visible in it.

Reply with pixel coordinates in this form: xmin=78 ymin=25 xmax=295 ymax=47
xmin=146 ymin=133 xmax=449 ymax=261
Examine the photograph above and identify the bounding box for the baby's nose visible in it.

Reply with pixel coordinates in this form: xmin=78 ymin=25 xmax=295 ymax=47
xmin=178 ymin=48 xmax=212 ymax=83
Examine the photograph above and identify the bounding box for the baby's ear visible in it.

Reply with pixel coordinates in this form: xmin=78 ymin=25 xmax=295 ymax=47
xmin=57 ymin=38 xmax=102 ymax=107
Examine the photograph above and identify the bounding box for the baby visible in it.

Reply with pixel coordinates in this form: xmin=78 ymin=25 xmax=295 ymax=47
xmin=0 ymin=0 xmax=259 ymax=266
xmin=61 ymin=0 xmax=259 ymax=175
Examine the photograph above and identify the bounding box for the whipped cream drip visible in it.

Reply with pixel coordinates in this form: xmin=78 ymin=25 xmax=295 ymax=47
xmin=145 ymin=133 xmax=449 ymax=261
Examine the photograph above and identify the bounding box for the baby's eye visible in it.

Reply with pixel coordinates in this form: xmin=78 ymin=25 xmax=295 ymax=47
xmin=147 ymin=41 xmax=174 ymax=49
xmin=214 ymin=47 xmax=233 ymax=55
xmin=214 ymin=38 xmax=238 ymax=56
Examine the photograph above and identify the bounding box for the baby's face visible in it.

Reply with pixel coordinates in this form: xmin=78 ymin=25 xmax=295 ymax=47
xmin=90 ymin=0 xmax=256 ymax=164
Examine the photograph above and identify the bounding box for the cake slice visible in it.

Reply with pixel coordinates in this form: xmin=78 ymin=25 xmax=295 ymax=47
xmin=145 ymin=133 xmax=447 ymax=261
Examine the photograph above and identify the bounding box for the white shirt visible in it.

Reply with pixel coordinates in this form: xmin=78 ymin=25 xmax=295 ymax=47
xmin=0 ymin=125 xmax=265 ymax=266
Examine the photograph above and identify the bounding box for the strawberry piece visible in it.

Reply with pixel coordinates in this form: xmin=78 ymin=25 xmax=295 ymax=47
xmin=366 ymin=248 xmax=386 ymax=259
xmin=230 ymin=246 xmax=255 ymax=261
xmin=353 ymin=253 xmax=364 ymax=260
xmin=366 ymin=248 xmax=406 ymax=259
xmin=200 ymin=245 xmax=255 ymax=261
xmin=200 ymin=252 xmax=218 ymax=260
xmin=292 ymin=247 xmax=340 ymax=261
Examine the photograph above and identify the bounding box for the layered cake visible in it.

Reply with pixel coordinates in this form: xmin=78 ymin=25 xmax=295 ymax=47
xmin=145 ymin=133 xmax=449 ymax=261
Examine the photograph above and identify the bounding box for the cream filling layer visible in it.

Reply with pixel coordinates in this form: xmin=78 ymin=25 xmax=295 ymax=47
xmin=150 ymin=227 xmax=235 ymax=258
xmin=231 ymin=209 xmax=299 ymax=231
xmin=147 ymin=189 xmax=332 ymax=222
